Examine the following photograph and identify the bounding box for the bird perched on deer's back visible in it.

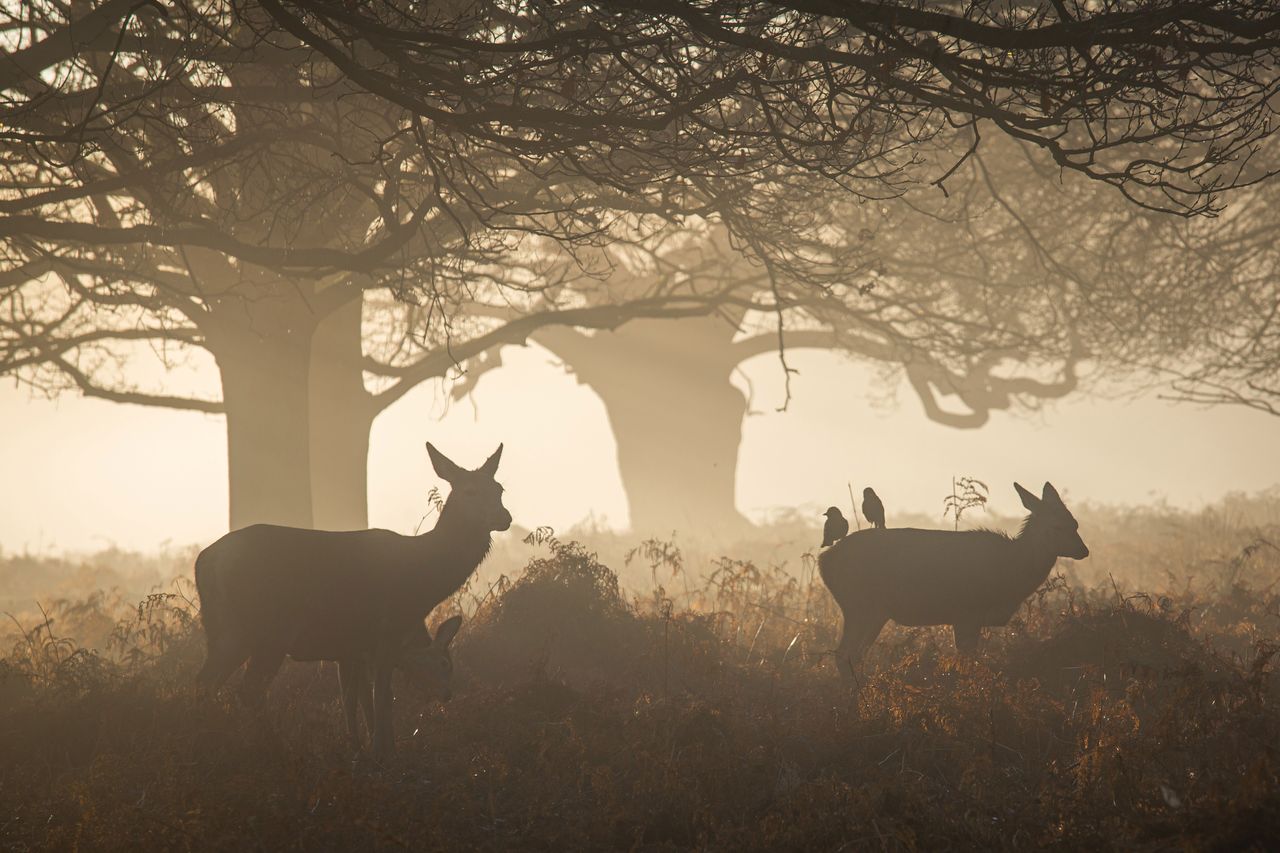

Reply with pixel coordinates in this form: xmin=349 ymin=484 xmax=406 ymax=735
xmin=862 ymin=487 xmax=886 ymax=529
xmin=822 ymin=507 xmax=849 ymax=547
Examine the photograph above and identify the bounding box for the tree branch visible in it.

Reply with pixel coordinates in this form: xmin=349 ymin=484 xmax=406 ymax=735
xmin=48 ymin=355 xmax=223 ymax=413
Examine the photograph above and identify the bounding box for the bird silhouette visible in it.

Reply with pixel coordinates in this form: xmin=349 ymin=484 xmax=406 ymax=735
xmin=822 ymin=506 xmax=849 ymax=547
xmin=862 ymin=487 xmax=886 ymax=529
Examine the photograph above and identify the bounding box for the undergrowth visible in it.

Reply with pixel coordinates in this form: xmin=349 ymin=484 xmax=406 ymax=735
xmin=1 ymin=530 xmax=1278 ymax=851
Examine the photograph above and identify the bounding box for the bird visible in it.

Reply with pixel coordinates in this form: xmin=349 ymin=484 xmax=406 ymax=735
xmin=822 ymin=506 xmax=849 ymax=547
xmin=862 ymin=487 xmax=886 ymax=529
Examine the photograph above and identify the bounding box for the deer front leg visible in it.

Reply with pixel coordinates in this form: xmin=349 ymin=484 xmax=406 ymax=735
xmin=358 ymin=673 xmax=375 ymax=744
xmin=952 ymin=623 xmax=981 ymax=655
xmin=834 ymin=601 xmax=886 ymax=677
xmin=370 ymin=641 xmax=398 ymax=761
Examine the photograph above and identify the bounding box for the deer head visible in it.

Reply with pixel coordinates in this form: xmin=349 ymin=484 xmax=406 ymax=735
xmin=1015 ymin=481 xmax=1089 ymax=560
xmin=427 ymin=442 xmax=512 ymax=532
xmin=398 ymin=614 xmax=463 ymax=703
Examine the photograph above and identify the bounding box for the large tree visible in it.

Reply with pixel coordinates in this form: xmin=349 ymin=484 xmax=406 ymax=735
xmin=1 ymin=10 xmax=598 ymax=527
xmin=0 ymin=1 xmax=850 ymax=529
xmin=451 ymin=232 xmax=1082 ymax=534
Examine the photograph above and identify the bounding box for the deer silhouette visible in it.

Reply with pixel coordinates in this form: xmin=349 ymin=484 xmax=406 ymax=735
xmin=293 ymin=614 xmax=461 ymax=751
xmin=819 ymin=481 xmax=1087 ymax=671
xmin=195 ymin=442 xmax=509 ymax=758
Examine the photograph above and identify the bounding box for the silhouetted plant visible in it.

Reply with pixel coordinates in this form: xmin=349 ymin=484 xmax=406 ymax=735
xmin=521 ymin=525 xmax=558 ymax=548
xmin=1 ymin=502 xmax=1279 ymax=850
xmin=413 ymin=486 xmax=448 ymax=534
xmin=943 ymin=476 xmax=990 ymax=531
xmin=626 ymin=537 xmax=688 ymax=608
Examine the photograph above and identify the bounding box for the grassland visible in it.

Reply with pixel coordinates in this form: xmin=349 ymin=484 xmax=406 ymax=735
xmin=1 ymin=495 xmax=1278 ymax=851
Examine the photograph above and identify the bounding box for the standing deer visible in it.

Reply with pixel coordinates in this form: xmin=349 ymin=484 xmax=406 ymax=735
xmin=195 ymin=442 xmax=510 ymax=758
xmin=819 ymin=481 xmax=1088 ymax=672
xmin=316 ymin=550 xmax=463 ymax=752
xmin=292 ymin=614 xmax=461 ymax=751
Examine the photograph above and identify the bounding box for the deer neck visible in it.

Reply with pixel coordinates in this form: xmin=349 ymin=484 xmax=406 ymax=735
xmin=1012 ymin=520 xmax=1060 ymax=586
xmin=409 ymin=503 xmax=494 ymax=597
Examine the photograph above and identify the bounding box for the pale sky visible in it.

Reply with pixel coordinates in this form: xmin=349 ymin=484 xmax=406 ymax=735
xmin=1 ymin=344 xmax=1276 ymax=554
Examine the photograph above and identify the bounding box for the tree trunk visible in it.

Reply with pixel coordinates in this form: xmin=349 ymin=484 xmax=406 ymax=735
xmin=215 ymin=327 xmax=316 ymax=530
xmin=309 ymin=296 xmax=375 ymax=530
xmin=538 ymin=316 xmax=753 ymax=538
xmin=602 ymin=368 xmax=750 ymax=537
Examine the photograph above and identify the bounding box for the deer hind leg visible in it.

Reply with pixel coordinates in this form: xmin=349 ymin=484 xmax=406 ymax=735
xmin=196 ymin=631 xmax=251 ymax=691
xmin=369 ymin=660 xmax=396 ymax=761
xmin=952 ymin=623 xmax=982 ymax=655
xmin=337 ymin=660 xmax=367 ymax=750
xmin=239 ymin=643 xmax=288 ymax=709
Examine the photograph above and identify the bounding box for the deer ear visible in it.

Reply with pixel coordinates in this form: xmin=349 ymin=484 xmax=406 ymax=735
xmin=1014 ymin=482 xmax=1042 ymax=512
xmin=433 ymin=614 xmax=462 ymax=648
xmin=426 ymin=442 xmax=465 ymax=483
xmin=1041 ymin=482 xmax=1064 ymax=507
xmin=478 ymin=443 xmax=503 ymax=477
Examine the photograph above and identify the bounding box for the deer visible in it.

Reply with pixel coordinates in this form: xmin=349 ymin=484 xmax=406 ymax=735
xmin=818 ymin=481 xmax=1088 ymax=673
xmin=292 ymin=614 xmax=462 ymax=752
xmin=194 ymin=442 xmax=510 ymax=758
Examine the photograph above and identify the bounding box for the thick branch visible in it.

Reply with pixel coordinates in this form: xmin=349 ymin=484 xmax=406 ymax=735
xmin=367 ymin=297 xmax=732 ymax=413
xmin=48 ymin=355 xmax=223 ymax=413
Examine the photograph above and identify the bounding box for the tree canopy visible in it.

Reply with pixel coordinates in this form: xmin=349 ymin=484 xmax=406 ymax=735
xmin=4 ymin=0 xmax=1280 ymax=530
xmin=251 ymin=0 xmax=1280 ymax=213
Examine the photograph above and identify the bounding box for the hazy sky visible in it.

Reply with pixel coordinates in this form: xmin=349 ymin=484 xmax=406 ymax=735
xmin=2 ymin=344 xmax=1276 ymax=553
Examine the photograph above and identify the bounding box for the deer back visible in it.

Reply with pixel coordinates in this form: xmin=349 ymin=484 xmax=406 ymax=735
xmin=818 ymin=481 xmax=1088 ymax=629
xmin=198 ymin=524 xmax=419 ymax=658
xmin=820 ymin=528 xmax=1049 ymax=626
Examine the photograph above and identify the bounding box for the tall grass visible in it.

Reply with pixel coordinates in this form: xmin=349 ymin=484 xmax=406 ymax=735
xmin=0 ymin=495 xmax=1277 ymax=850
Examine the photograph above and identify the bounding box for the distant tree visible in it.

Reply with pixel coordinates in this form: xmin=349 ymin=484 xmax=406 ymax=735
xmin=931 ymin=138 xmax=1280 ymax=423
xmin=1135 ymin=197 xmax=1280 ymax=418
xmin=448 ymin=136 xmax=1280 ymax=535
xmin=324 ymin=234 xmax=811 ymax=529
xmin=1165 ymin=331 xmax=1280 ymax=418
xmin=449 ymin=213 xmax=1082 ymax=536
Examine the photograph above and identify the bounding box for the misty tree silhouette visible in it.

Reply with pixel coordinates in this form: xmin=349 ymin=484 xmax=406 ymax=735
xmin=0 ymin=2 xmax=863 ymax=528
xmin=5 ymin=1 xmax=1280 ymax=530
xmin=442 ymin=135 xmax=1280 ymax=533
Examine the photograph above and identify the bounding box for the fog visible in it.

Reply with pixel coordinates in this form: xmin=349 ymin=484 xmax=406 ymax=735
xmin=4 ymin=344 xmax=1274 ymax=553
xmin=6 ymin=2 xmax=1280 ymax=849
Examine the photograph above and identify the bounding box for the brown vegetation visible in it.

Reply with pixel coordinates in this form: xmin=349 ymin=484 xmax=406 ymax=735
xmin=1 ymin=499 xmax=1278 ymax=850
